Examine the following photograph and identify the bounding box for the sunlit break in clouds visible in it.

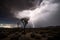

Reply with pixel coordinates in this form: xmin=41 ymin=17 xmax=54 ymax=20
xmin=15 ymin=7 xmax=40 ymax=22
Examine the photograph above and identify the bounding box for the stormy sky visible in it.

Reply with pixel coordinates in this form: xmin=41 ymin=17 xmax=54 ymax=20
xmin=0 ymin=0 xmax=60 ymax=28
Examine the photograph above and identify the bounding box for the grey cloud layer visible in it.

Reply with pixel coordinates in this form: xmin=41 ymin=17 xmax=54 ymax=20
xmin=33 ymin=0 xmax=60 ymax=28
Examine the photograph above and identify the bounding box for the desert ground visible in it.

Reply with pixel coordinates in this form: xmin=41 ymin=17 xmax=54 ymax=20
xmin=0 ymin=26 xmax=60 ymax=40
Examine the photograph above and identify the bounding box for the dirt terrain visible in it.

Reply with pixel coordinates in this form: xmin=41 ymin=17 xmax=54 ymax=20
xmin=0 ymin=26 xmax=60 ymax=40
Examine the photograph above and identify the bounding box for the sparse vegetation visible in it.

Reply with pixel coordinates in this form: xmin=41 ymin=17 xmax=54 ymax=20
xmin=0 ymin=26 xmax=60 ymax=40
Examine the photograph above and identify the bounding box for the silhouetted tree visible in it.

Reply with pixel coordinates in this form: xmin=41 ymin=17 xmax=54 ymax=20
xmin=20 ymin=17 xmax=29 ymax=34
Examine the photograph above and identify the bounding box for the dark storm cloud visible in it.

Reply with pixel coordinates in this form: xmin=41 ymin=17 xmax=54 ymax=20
xmin=52 ymin=0 xmax=60 ymax=3
xmin=33 ymin=0 xmax=60 ymax=28
xmin=0 ymin=0 xmax=60 ymax=28
xmin=0 ymin=0 xmax=42 ymax=19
